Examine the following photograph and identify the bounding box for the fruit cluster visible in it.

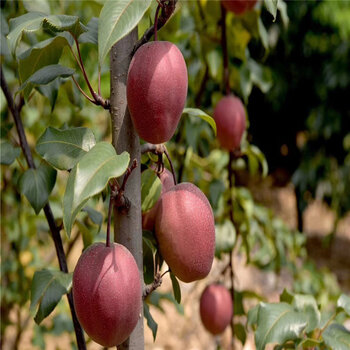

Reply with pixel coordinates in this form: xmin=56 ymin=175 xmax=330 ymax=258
xmin=72 ymin=0 xmax=250 ymax=343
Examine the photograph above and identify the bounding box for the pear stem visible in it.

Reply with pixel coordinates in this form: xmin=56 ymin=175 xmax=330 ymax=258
xmin=164 ymin=146 xmax=177 ymax=185
xmin=106 ymin=194 xmax=113 ymax=247
xmin=154 ymin=4 xmax=162 ymax=41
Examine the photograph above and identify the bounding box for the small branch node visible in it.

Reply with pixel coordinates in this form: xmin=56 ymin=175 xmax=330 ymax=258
xmin=143 ymin=272 xmax=163 ymax=299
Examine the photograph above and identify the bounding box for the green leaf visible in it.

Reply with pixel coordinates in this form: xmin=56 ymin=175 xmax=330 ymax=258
xmin=0 ymin=140 xmax=20 ymax=165
xmin=18 ymin=36 xmax=69 ymax=99
xmin=18 ymin=64 xmax=75 ymax=92
xmin=182 ymin=108 xmax=217 ymax=135
xmin=7 ymin=12 xmax=46 ymax=55
xmin=7 ymin=13 xmax=86 ymax=56
xmin=76 ymin=220 xmax=94 ymax=249
xmin=245 ymin=144 xmax=269 ymax=177
xmin=264 ymin=0 xmax=278 ymax=21
xmin=297 ymin=338 xmax=322 ymax=348
xmin=206 ymin=50 xmax=222 ymax=81
xmin=170 ymin=272 xmax=181 ymax=304
xmin=36 ymin=126 xmax=96 ymax=170
xmin=323 ymin=324 xmax=350 ymax=350
xmin=63 ymin=142 xmax=129 ymax=236
xmin=292 ymin=294 xmax=320 ymax=333
xmin=279 ymin=289 xmax=293 ymax=304
xmin=1 ymin=33 xmax=10 ymax=57
xmin=143 ymin=302 xmax=158 ymax=341
xmin=30 ymin=269 xmax=72 ymax=324
xmin=149 ymin=291 xmax=184 ymax=315
xmin=36 ymin=79 xmax=61 ymax=111
xmin=255 ymin=302 xmax=307 ymax=350
xmin=143 ymin=233 xmax=155 ymax=284
xmin=79 ymin=17 xmax=98 ymax=45
xmin=234 ymin=322 xmax=246 ymax=345
xmin=1 ymin=12 xmax=9 ymax=35
xmin=23 ymin=0 xmax=51 ymax=14
xmin=42 ymin=15 xmax=87 ymax=38
xmin=141 ymin=169 xmax=162 ymax=212
xmin=82 ymin=206 xmax=103 ymax=233
xmin=215 ymin=220 xmax=236 ymax=258
xmin=98 ymin=0 xmax=152 ymax=66
xmin=337 ymin=294 xmax=350 ymax=316
xmin=247 ymin=59 xmax=273 ymax=94
xmin=247 ymin=304 xmax=259 ymax=327
xmin=277 ymin=0 xmax=289 ymax=28
xmin=258 ymin=18 xmax=269 ymax=50
xmin=19 ymin=163 xmax=57 ymax=214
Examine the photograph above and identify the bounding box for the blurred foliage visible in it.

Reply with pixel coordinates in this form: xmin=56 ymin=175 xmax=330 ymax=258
xmin=1 ymin=0 xmax=349 ymax=349
xmin=247 ymin=1 xmax=350 ymax=233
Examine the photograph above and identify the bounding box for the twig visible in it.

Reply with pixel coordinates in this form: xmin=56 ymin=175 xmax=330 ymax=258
xmin=71 ymin=75 xmax=95 ymax=103
xmin=221 ymin=4 xmax=230 ymax=95
xmin=153 ymin=4 xmax=162 ymax=41
xmin=106 ymin=194 xmax=114 ymax=247
xmin=113 ymin=160 xmax=138 ymax=214
xmin=68 ymin=39 xmax=110 ymax=109
xmin=133 ymin=0 xmax=177 ymax=54
xmin=164 ymin=146 xmax=177 ymax=185
xmin=98 ymin=68 xmax=102 ymax=96
xmin=143 ymin=272 xmax=163 ymax=299
xmin=1 ymin=66 xmax=87 ymax=350
xmin=74 ymin=37 xmax=97 ymax=101
xmin=120 ymin=159 xmax=138 ymax=192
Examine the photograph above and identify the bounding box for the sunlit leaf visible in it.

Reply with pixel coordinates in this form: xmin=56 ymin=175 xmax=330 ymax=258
xmin=141 ymin=169 xmax=162 ymax=212
xmin=7 ymin=12 xmax=46 ymax=55
xmin=183 ymin=108 xmax=216 ymax=135
xmin=215 ymin=220 xmax=236 ymax=258
xmin=264 ymin=0 xmax=278 ymax=21
xmin=63 ymin=142 xmax=129 ymax=236
xmin=255 ymin=302 xmax=307 ymax=350
xmin=8 ymin=13 xmax=86 ymax=56
xmin=337 ymin=294 xmax=350 ymax=316
xmin=323 ymin=323 xmax=350 ymax=350
xmin=292 ymin=294 xmax=320 ymax=332
xmin=36 ymin=126 xmax=96 ymax=170
xmin=98 ymin=0 xmax=152 ymax=65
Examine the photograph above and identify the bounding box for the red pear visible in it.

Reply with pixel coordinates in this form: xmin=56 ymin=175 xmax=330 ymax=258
xmin=127 ymin=41 xmax=188 ymax=144
xmin=200 ymin=284 xmax=233 ymax=335
xmin=143 ymin=167 xmax=175 ymax=231
xmin=155 ymin=182 xmax=215 ymax=282
xmin=221 ymin=0 xmax=258 ymax=14
xmin=72 ymin=243 xmax=141 ymax=347
xmin=214 ymin=95 xmax=246 ymax=151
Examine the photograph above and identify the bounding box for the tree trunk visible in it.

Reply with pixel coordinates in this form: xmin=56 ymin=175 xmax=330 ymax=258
xmin=110 ymin=28 xmax=144 ymax=350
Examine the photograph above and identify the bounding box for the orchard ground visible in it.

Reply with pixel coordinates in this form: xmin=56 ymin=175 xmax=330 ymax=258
xmin=3 ymin=177 xmax=349 ymax=350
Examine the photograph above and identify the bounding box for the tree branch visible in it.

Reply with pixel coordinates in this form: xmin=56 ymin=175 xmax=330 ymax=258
xmin=1 ymin=66 xmax=86 ymax=350
xmin=133 ymin=0 xmax=178 ymax=54
xmin=221 ymin=4 xmax=230 ymax=95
